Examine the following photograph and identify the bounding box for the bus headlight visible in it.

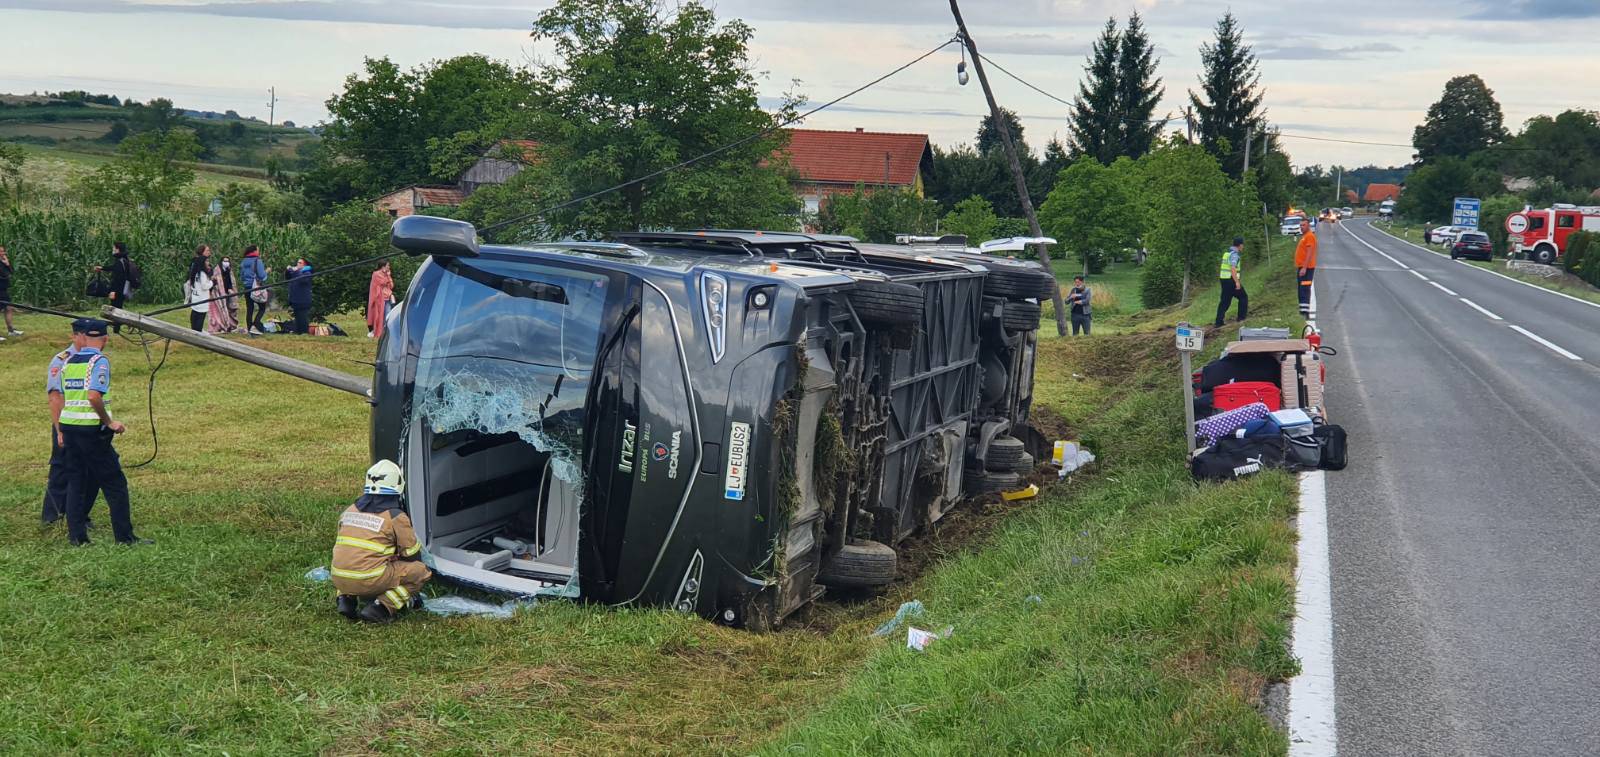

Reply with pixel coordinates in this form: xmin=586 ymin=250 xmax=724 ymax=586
xmin=701 ymin=272 xmax=728 ymax=363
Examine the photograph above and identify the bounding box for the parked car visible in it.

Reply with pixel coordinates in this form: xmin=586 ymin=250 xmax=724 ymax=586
xmin=1427 ymin=225 xmax=1472 ymax=245
xmin=1281 ymin=216 xmax=1305 ymax=235
xmin=374 ymin=218 xmax=1052 ymax=629
xmin=1450 ymin=231 xmax=1494 ymax=260
xmin=1339 ymin=207 xmax=1354 ymax=219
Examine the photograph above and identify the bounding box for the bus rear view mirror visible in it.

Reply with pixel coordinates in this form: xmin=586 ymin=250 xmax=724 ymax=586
xmin=391 ymin=215 xmax=481 ymax=259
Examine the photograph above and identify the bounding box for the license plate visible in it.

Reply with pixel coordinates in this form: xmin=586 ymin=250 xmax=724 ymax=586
xmin=724 ymin=421 xmax=751 ymax=500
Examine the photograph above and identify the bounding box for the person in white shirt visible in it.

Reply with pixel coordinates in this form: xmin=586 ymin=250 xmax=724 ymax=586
xmin=186 ymin=245 xmax=214 ymax=332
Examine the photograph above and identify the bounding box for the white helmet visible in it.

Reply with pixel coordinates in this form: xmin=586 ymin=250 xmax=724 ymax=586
xmin=364 ymin=459 xmax=404 ymax=496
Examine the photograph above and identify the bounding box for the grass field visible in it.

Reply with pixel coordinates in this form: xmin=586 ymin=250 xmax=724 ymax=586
xmin=0 ymin=245 xmax=1303 ymax=753
xmin=9 ymin=141 xmax=270 ymax=196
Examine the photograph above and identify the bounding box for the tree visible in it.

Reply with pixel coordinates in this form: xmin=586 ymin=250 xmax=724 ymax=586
xmin=941 ymin=195 xmax=999 ymax=242
xmin=1395 ymin=156 xmax=1502 ymax=222
xmin=526 ymin=0 xmax=799 ymax=235
xmin=307 ymin=202 xmax=418 ymax=320
xmin=1068 ymin=18 xmax=1121 ymax=164
xmin=128 ymin=97 xmax=182 ymax=134
xmin=317 ymin=55 xmax=536 ymax=198
xmin=928 ymin=143 xmax=1039 ymax=217
xmin=0 ymin=143 xmax=24 ymax=207
xmin=816 ymin=186 xmax=941 ymax=242
xmin=1137 ymin=137 xmax=1255 ymax=301
xmin=1188 ymin=13 xmax=1265 ymax=179
xmin=216 ymin=182 xmax=269 ymax=220
xmin=977 ymin=108 xmax=1027 ymax=155
xmin=1037 ymin=158 xmax=1139 ymax=274
xmin=78 ymin=129 xmax=201 ymax=209
xmin=1498 ymin=109 xmax=1600 ymax=190
xmin=1115 ymin=12 xmax=1165 ymax=159
xmin=1413 ymin=75 xmax=1506 ymax=163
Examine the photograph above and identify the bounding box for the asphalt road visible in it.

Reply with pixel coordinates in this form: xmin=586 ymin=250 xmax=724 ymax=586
xmin=1316 ymin=219 xmax=1600 ymax=756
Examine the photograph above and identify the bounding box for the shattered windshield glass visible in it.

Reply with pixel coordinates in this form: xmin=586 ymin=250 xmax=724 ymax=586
xmin=408 ymin=257 xmax=623 ymax=488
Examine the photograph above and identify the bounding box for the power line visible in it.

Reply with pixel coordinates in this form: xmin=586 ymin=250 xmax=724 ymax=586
xmin=974 ymin=51 xmax=1183 ymax=126
xmin=478 ymin=36 xmax=963 ymax=238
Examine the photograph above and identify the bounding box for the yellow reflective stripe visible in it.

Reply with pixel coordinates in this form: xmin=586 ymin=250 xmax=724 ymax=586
xmin=336 ymin=536 xmax=394 ymax=555
xmin=330 ymin=565 xmax=387 ymax=580
xmin=401 ymin=542 xmax=421 ymax=557
xmin=384 ymin=589 xmax=404 ymax=607
xmin=393 ymin=585 xmax=410 ymax=601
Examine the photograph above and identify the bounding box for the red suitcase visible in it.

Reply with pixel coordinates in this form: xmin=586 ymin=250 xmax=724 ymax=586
xmin=1212 ymin=381 xmax=1282 ymax=412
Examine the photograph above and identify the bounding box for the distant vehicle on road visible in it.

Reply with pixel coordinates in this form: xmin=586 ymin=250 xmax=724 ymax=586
xmin=1340 ymin=207 xmax=1354 ymax=219
xmin=1451 ymin=231 xmax=1494 ymax=261
xmin=1505 ymin=204 xmax=1600 ymax=265
xmin=1281 ymin=216 xmax=1305 ymax=235
xmin=1378 ymin=200 xmax=1395 ymax=219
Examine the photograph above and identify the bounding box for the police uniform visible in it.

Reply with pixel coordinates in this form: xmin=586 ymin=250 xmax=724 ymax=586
xmin=331 ymin=460 xmax=431 ymax=622
xmin=1215 ymin=240 xmax=1249 ymax=327
xmin=43 ymin=339 xmax=80 ymax=523
xmin=59 ymin=319 xmax=142 ymax=546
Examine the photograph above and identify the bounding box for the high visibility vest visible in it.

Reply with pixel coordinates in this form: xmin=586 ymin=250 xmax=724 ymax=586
xmin=59 ymin=353 xmax=108 ymax=426
xmin=1219 ymin=249 xmax=1237 ymax=280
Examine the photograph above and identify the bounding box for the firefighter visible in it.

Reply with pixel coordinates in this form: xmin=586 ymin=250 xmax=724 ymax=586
xmin=331 ymin=460 xmax=432 ymax=623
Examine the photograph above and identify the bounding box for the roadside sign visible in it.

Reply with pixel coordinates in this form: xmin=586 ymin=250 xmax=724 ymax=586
xmin=1506 ymin=213 xmax=1529 ymax=234
xmin=1453 ymin=197 xmax=1481 ymax=230
xmin=1175 ymin=324 xmax=1204 ymax=352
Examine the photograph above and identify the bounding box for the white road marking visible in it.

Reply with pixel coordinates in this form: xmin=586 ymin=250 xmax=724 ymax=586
xmin=1409 ymin=270 xmax=1428 ymax=281
xmin=1428 ymin=281 xmax=1458 ymax=296
xmin=1290 ymin=470 xmax=1338 ymax=757
xmin=1362 ymin=222 xmax=1600 ymax=312
xmin=1340 ymin=225 xmax=1410 ymax=269
xmin=1509 ymin=324 xmax=1583 ymax=361
xmin=1459 ymin=298 xmax=1503 ymax=320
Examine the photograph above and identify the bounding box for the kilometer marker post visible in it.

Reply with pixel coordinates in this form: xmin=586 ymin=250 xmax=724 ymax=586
xmin=1175 ymin=322 xmax=1203 ymax=458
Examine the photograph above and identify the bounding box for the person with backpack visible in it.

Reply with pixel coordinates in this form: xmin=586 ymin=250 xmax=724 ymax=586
xmin=240 ymin=245 xmax=268 ymax=336
xmin=94 ymin=242 xmax=139 ymax=334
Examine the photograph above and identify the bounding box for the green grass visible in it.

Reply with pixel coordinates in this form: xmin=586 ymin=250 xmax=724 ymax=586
xmin=0 ymin=250 xmax=1303 ymax=753
xmin=10 ymin=141 xmax=269 ymax=195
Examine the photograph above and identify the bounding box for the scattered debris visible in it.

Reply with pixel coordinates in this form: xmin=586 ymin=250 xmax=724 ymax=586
xmin=304 ymin=566 xmax=330 ymax=582
xmin=1001 ymin=484 xmax=1039 ymax=501
xmin=872 ymin=600 xmax=926 ymax=637
xmin=1052 ymin=440 xmax=1096 ymax=477
xmin=423 ymin=595 xmax=531 ymax=619
xmin=906 ymin=625 xmax=956 ymax=651
xmin=1024 ymin=594 xmax=1043 ymax=605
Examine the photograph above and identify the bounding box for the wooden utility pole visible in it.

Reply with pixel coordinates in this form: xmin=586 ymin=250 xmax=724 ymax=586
xmin=102 ymin=307 xmax=371 ymax=399
xmin=948 ymin=0 xmax=1069 ymax=336
xmin=1242 ymin=129 xmax=1253 ymax=176
xmin=267 ymin=86 xmax=278 ymax=146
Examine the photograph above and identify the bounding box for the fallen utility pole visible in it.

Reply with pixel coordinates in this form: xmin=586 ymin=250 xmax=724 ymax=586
xmin=102 ymin=306 xmax=372 ymax=399
xmin=948 ymin=0 xmax=1069 ymax=336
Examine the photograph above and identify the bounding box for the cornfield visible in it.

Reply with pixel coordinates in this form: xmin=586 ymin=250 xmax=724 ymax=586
xmin=0 ymin=205 xmax=313 ymax=308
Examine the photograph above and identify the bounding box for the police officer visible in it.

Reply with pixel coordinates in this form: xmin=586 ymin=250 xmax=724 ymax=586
xmin=1214 ymin=236 xmax=1249 ymax=328
xmin=43 ymin=319 xmax=98 ymax=525
xmin=56 ymin=318 xmax=149 ymax=547
xmin=331 ymin=460 xmax=431 ymax=623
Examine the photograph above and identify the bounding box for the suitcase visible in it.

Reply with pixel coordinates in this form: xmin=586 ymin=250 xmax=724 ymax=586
xmin=1213 ymin=381 xmax=1282 ymax=412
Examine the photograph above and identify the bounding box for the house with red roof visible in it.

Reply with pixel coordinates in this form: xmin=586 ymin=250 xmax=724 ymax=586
xmin=778 ymin=128 xmax=934 ymax=214
xmin=374 ymin=185 xmax=467 ymax=218
xmin=1363 ymin=183 xmax=1402 ymax=205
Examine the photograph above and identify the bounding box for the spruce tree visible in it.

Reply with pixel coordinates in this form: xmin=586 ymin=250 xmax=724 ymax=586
xmin=1188 ymin=12 xmax=1265 ymax=179
xmin=1115 ymin=12 xmax=1165 ymax=159
xmin=1068 ymin=18 xmax=1120 ymax=164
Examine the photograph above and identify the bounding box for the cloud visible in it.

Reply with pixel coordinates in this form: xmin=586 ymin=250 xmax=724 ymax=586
xmin=1256 ymin=40 xmax=1403 ymax=60
xmin=1469 ymin=0 xmax=1600 ymax=19
xmin=0 ymin=0 xmax=546 ymax=30
xmin=981 ymin=33 xmax=1089 ymax=58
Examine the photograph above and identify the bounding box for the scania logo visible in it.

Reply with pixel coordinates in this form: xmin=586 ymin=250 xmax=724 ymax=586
xmin=652 ymin=442 xmax=669 ymax=461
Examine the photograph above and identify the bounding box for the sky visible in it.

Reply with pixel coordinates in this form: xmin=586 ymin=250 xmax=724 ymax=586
xmin=0 ymin=0 xmax=1597 ymax=169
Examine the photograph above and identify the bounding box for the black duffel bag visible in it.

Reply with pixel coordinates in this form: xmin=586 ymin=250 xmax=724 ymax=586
xmin=85 ymin=272 xmax=112 ymax=298
xmin=1315 ymin=425 xmax=1347 ymax=470
xmin=1191 ymin=435 xmax=1288 ymax=482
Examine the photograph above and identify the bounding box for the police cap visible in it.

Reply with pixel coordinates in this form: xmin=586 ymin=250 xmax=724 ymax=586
xmin=78 ymin=318 xmax=109 ymax=337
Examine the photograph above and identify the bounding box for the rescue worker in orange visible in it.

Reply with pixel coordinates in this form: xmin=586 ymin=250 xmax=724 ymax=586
xmin=1296 ymin=218 xmax=1318 ymax=316
xmin=331 ymin=460 xmax=431 ymax=623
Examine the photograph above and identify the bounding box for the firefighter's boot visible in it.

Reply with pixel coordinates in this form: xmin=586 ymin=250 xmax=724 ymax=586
xmin=336 ymin=594 xmax=359 ymax=620
xmin=359 ymin=600 xmax=396 ymax=624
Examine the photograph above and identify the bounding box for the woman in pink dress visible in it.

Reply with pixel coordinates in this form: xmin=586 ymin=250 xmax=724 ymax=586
xmin=206 ymin=259 xmax=239 ymax=333
xmin=366 ymin=261 xmax=395 ymax=339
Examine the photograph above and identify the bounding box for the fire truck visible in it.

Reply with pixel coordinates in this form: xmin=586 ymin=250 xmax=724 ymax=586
xmin=1505 ymin=204 xmax=1600 ymax=264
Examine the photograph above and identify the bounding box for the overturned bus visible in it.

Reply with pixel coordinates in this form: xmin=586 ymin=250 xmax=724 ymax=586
xmin=371 ymin=217 xmax=1055 ymax=629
